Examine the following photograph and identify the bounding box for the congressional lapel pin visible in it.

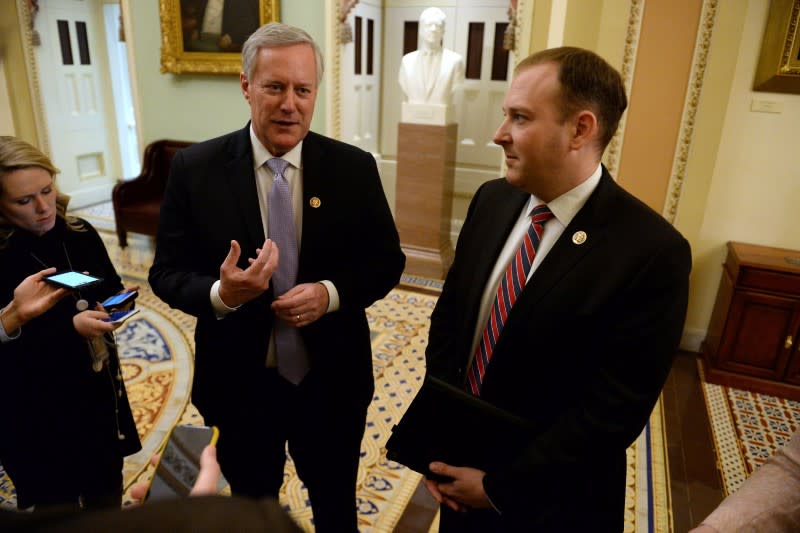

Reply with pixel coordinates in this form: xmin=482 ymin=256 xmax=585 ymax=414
xmin=309 ymin=197 xmax=321 ymax=208
xmin=572 ymin=231 xmax=587 ymax=245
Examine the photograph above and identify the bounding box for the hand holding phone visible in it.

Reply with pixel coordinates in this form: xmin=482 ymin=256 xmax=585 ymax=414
xmin=146 ymin=425 xmax=224 ymax=501
xmin=43 ymin=271 xmax=103 ymax=290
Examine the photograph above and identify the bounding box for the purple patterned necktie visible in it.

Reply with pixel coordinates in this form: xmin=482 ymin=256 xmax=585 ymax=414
xmin=267 ymin=157 xmax=309 ymax=384
xmin=466 ymin=204 xmax=553 ymax=396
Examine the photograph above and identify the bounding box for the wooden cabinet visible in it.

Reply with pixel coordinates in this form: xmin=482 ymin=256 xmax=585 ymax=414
xmin=703 ymin=242 xmax=800 ymax=400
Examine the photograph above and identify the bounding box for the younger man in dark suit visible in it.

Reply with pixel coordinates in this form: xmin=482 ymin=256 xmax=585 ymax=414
xmin=423 ymin=47 xmax=691 ymax=531
xmin=149 ymin=22 xmax=404 ymax=532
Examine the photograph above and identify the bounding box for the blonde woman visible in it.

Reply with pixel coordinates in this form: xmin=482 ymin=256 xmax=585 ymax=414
xmin=0 ymin=136 xmax=140 ymax=511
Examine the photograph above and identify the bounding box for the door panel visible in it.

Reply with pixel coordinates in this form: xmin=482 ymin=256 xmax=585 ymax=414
xmin=340 ymin=1 xmax=381 ymax=154
xmin=718 ymin=291 xmax=800 ymax=380
xmin=452 ymin=6 xmax=509 ymax=166
xmin=36 ymin=0 xmax=118 ymax=208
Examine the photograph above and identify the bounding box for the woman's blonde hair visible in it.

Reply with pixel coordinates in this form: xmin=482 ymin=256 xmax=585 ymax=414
xmin=0 ymin=136 xmax=83 ymax=246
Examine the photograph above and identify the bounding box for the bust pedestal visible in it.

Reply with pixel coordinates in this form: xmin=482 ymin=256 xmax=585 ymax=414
xmin=401 ymin=102 xmax=455 ymax=126
xmin=395 ymin=121 xmax=457 ymax=279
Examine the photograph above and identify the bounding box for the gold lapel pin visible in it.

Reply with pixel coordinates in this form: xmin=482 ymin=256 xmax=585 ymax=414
xmin=572 ymin=231 xmax=587 ymax=245
xmin=309 ymin=197 xmax=321 ymax=208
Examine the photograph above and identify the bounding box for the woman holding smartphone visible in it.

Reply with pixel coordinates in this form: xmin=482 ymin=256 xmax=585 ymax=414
xmin=0 ymin=136 xmax=141 ymax=511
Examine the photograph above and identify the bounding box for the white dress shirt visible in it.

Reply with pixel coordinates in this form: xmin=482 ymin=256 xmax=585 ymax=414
xmin=467 ymin=164 xmax=603 ymax=366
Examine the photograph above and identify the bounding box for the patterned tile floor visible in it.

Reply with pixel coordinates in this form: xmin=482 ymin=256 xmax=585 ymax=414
xmin=701 ymin=360 xmax=800 ymax=496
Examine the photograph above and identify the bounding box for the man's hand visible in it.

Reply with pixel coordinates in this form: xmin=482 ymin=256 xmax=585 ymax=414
xmin=218 ymin=239 xmax=279 ymax=308
xmin=190 ymin=444 xmax=222 ymax=496
xmin=423 ymin=462 xmax=491 ymax=512
xmin=1 ymin=267 xmax=69 ymax=333
xmin=128 ymin=445 xmax=221 ymax=504
xmin=271 ymin=282 xmax=329 ymax=328
xmin=218 ymin=33 xmax=233 ymax=51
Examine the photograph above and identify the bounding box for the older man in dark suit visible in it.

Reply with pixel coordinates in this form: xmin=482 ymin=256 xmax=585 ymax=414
xmin=149 ymin=22 xmax=404 ymax=532
xmin=422 ymin=47 xmax=691 ymax=532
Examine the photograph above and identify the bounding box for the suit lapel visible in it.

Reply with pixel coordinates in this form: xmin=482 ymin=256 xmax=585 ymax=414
xmin=505 ymin=171 xmax=618 ymax=325
xmin=461 ymin=183 xmax=530 ymax=328
xmin=296 ymin=132 xmax=326 ymax=276
xmin=224 ymin=125 xmax=265 ymax=250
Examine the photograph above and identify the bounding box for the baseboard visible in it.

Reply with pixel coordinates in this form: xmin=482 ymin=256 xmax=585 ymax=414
xmin=66 ymin=183 xmax=114 ymax=210
xmin=680 ymin=328 xmax=705 ymax=353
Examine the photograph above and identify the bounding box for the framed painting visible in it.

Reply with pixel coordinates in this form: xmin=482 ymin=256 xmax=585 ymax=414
xmin=753 ymin=0 xmax=800 ymax=93
xmin=160 ymin=0 xmax=280 ymax=75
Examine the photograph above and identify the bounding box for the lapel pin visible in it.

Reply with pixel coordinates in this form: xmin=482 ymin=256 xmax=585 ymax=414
xmin=572 ymin=231 xmax=587 ymax=245
xmin=309 ymin=197 xmax=321 ymax=208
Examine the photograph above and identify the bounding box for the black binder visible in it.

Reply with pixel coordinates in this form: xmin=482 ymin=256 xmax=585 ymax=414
xmin=385 ymin=375 xmax=534 ymax=480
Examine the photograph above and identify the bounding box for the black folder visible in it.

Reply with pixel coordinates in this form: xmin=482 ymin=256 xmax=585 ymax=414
xmin=385 ymin=375 xmax=534 ymax=480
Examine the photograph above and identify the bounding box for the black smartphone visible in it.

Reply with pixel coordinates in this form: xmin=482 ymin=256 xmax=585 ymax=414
xmin=43 ymin=271 xmax=103 ymax=290
xmin=101 ymin=290 xmax=138 ymax=309
xmin=146 ymin=425 xmax=221 ymax=501
xmin=102 ymin=308 xmax=140 ymax=324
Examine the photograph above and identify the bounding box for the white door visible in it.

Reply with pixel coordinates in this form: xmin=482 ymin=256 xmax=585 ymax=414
xmin=452 ymin=4 xmax=510 ymax=166
xmin=340 ymin=0 xmax=382 ymax=154
xmin=103 ymin=2 xmax=140 ymax=179
xmin=35 ymin=0 xmax=120 ymax=208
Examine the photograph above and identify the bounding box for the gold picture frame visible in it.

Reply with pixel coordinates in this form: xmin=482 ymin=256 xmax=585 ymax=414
xmin=753 ymin=0 xmax=800 ymax=93
xmin=160 ymin=0 xmax=280 ymax=75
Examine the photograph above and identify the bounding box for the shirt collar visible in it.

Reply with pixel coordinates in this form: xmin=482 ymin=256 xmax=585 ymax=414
xmin=529 ymin=163 xmax=602 ymax=226
xmin=249 ymin=125 xmax=303 ymax=171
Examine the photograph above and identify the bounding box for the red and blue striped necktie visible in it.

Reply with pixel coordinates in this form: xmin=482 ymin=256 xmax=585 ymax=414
xmin=466 ymin=204 xmax=553 ymax=396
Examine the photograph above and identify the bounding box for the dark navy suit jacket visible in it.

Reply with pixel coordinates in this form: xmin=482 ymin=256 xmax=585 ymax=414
xmin=149 ymin=125 xmax=405 ymax=419
xmin=426 ymin=168 xmax=691 ymax=530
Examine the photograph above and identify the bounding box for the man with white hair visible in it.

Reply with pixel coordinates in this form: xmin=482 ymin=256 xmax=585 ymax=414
xmin=150 ymin=22 xmax=404 ymax=532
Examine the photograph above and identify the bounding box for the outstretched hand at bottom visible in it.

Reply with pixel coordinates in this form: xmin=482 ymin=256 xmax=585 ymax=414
xmin=128 ymin=445 xmax=222 ymax=504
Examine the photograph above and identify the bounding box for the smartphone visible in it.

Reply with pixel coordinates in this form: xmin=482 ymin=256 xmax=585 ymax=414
xmin=101 ymin=290 xmax=138 ymax=309
xmin=43 ymin=271 xmax=103 ymax=290
xmin=102 ymin=308 xmax=140 ymax=324
xmin=146 ymin=425 xmax=222 ymax=501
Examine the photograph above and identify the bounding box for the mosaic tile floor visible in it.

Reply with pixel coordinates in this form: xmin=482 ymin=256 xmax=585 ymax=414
xmin=700 ymin=361 xmax=800 ymax=496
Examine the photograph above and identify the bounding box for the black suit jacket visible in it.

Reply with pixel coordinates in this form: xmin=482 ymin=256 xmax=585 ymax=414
xmin=149 ymin=126 xmax=405 ymax=420
xmin=426 ymin=169 xmax=691 ymax=529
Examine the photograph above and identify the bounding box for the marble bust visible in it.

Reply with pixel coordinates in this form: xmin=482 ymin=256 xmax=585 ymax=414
xmin=398 ymin=7 xmax=465 ymax=124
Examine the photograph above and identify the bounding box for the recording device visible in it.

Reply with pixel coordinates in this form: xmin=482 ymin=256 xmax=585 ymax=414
xmin=146 ymin=425 xmax=222 ymax=501
xmin=101 ymin=290 xmax=138 ymax=310
xmin=43 ymin=271 xmax=103 ymax=290
xmin=102 ymin=308 xmax=140 ymax=324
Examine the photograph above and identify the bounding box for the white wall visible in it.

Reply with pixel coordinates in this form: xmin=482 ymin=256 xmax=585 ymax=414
xmin=678 ymin=0 xmax=800 ymax=347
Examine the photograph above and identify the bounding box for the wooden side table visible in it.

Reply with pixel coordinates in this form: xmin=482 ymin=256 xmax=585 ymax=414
xmin=703 ymin=241 xmax=800 ymax=400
